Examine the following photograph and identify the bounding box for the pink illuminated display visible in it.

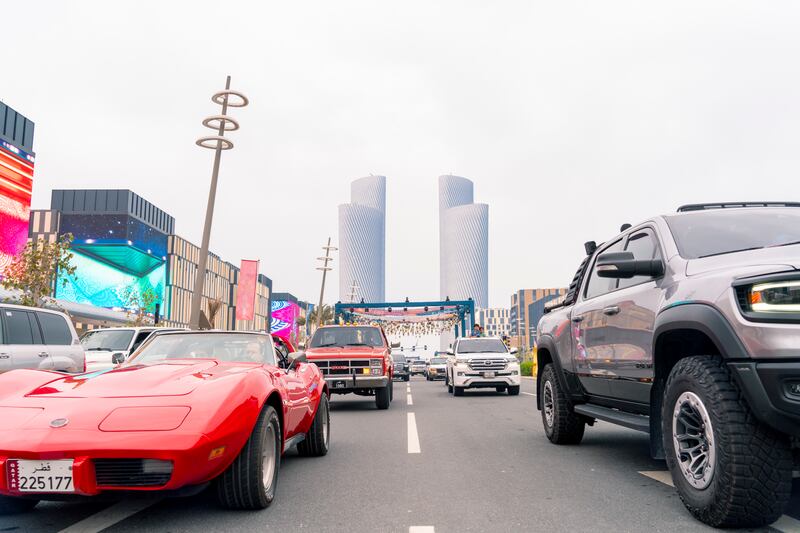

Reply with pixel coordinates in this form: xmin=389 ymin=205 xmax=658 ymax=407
xmin=271 ymin=300 xmax=300 ymax=340
xmin=0 ymin=144 xmax=34 ymax=274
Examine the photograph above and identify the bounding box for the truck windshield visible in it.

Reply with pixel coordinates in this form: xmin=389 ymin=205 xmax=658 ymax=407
xmin=81 ymin=329 xmax=135 ymax=351
xmin=456 ymin=339 xmax=507 ymax=354
xmin=665 ymin=208 xmax=800 ymax=259
xmin=309 ymin=327 xmax=385 ymax=348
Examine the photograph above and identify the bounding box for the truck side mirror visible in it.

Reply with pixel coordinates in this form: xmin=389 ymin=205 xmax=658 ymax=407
xmin=446 ymin=350 xmax=454 ymax=356
xmin=596 ymin=252 xmax=664 ymax=279
xmin=509 ymin=347 xmax=518 ymax=355
xmin=391 ymin=341 xmax=401 ymax=348
xmin=112 ymin=352 xmax=126 ymax=365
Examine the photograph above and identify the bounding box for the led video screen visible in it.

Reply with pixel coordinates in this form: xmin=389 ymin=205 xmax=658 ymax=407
xmin=0 ymin=144 xmax=34 ymax=274
xmin=56 ymin=251 xmax=165 ymax=311
xmin=270 ymin=300 xmax=300 ymax=339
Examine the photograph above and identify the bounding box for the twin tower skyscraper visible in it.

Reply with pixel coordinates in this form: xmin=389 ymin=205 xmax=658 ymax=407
xmin=338 ymin=175 xmax=488 ymax=308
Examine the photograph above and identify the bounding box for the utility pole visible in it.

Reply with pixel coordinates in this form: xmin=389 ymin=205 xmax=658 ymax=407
xmin=189 ymin=76 xmax=249 ymax=330
xmin=347 ymin=280 xmax=360 ymax=303
xmin=315 ymin=237 xmax=337 ymax=330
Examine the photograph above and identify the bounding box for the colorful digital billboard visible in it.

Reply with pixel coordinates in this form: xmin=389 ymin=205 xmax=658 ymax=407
xmin=56 ymin=251 xmax=165 ymax=311
xmin=0 ymin=141 xmax=34 ymax=274
xmin=270 ymin=300 xmax=301 ymax=340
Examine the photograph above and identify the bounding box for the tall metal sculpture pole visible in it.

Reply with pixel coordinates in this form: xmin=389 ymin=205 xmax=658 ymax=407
xmin=315 ymin=237 xmax=337 ymax=330
xmin=189 ymin=76 xmax=249 ymax=330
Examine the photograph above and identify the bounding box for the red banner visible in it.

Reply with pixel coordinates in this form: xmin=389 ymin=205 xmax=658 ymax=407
xmin=237 ymin=260 xmax=259 ymax=321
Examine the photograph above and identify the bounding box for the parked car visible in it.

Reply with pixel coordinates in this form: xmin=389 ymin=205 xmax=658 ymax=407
xmin=393 ymin=353 xmax=410 ymax=381
xmin=536 ymin=203 xmax=800 ymax=528
xmin=0 ymin=304 xmax=83 ymax=374
xmin=425 ymin=356 xmax=447 ymax=380
xmin=445 ymin=337 xmax=520 ymax=395
xmin=80 ymin=327 xmax=184 ymax=371
xmin=303 ymin=325 xmax=395 ymax=409
xmin=0 ymin=330 xmax=329 ymax=514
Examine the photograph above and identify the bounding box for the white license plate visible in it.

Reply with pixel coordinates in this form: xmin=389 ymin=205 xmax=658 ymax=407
xmin=7 ymin=459 xmax=75 ymax=493
xmin=483 ymin=371 xmax=496 ymax=378
xmin=332 ymin=380 xmax=347 ymax=388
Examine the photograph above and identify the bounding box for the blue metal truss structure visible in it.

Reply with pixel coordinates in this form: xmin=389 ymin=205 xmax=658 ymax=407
xmin=334 ymin=299 xmax=475 ymax=338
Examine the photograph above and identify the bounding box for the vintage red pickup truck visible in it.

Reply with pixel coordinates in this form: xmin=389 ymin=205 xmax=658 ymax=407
xmin=303 ymin=325 xmax=395 ymax=409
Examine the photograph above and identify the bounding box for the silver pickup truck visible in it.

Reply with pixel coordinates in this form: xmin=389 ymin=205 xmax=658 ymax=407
xmin=535 ymin=202 xmax=800 ymax=529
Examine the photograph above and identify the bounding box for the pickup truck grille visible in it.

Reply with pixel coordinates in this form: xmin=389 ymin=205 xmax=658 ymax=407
xmin=468 ymin=359 xmax=507 ymax=371
xmin=314 ymin=359 xmax=370 ymax=376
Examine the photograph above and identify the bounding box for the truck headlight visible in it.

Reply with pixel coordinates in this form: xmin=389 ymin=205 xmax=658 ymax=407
xmin=455 ymin=357 xmax=470 ymax=364
xmin=737 ymin=279 xmax=800 ymax=321
xmin=370 ymin=358 xmax=383 ymax=368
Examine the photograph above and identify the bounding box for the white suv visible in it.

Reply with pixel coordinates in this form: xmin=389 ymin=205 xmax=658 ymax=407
xmin=81 ymin=327 xmax=184 ymax=371
xmin=446 ymin=337 xmax=521 ymax=396
xmin=0 ymin=304 xmax=84 ymax=373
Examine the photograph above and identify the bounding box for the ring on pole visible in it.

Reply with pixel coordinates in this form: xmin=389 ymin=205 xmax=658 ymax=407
xmin=202 ymin=115 xmax=240 ymax=131
xmin=196 ymin=136 xmax=234 ymax=150
xmin=212 ymin=90 xmax=249 ymax=107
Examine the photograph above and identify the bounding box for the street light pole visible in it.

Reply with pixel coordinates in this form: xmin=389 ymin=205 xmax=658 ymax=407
xmin=347 ymin=280 xmax=360 ymax=303
xmin=189 ymin=76 xmax=249 ymax=330
xmin=315 ymin=237 xmax=337 ymax=330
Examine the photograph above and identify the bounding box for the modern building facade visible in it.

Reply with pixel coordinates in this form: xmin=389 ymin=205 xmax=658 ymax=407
xmin=0 ymin=101 xmax=36 ymax=275
xmin=439 ymin=175 xmax=488 ymax=308
xmin=510 ymin=288 xmax=567 ymax=352
xmin=29 ymin=189 xmax=272 ymax=333
xmin=338 ymin=175 xmax=386 ymax=303
xmin=477 ymin=307 xmax=511 ymax=338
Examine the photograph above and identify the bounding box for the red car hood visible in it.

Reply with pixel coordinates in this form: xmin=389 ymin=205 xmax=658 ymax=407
xmin=305 ymin=346 xmax=386 ymax=359
xmin=24 ymin=360 xmax=226 ymax=399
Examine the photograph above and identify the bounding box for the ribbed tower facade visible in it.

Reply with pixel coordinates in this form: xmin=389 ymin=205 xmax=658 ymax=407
xmin=339 ymin=176 xmax=386 ymax=303
xmin=439 ymin=175 xmax=488 ymax=308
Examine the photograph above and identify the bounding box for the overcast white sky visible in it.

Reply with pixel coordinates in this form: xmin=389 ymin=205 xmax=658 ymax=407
xmin=4 ymin=1 xmax=800 ymax=307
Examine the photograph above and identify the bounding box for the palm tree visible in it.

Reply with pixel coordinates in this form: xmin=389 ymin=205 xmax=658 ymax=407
xmin=308 ymin=304 xmax=334 ymax=330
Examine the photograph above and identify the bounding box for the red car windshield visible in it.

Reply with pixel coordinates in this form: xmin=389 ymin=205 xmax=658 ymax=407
xmin=128 ymin=333 xmax=276 ymax=365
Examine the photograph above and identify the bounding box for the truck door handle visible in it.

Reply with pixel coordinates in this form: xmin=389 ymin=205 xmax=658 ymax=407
xmin=0 ymin=353 xmax=9 ymax=359
xmin=572 ymin=316 xmax=584 ymax=323
xmin=603 ymin=306 xmax=620 ymax=316
xmin=39 ymin=352 xmax=49 ymax=357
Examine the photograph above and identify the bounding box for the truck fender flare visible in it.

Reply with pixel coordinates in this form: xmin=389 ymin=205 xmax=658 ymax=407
xmin=653 ymin=303 xmax=747 ymax=359
xmin=535 ymin=335 xmax=571 ymax=410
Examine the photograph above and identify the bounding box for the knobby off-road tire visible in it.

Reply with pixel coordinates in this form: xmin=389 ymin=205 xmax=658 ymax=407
xmin=507 ymin=385 xmax=520 ymax=396
xmin=540 ymin=364 xmax=585 ymax=445
xmin=376 ymin=381 xmax=392 ymax=409
xmin=298 ymin=393 xmax=330 ymax=457
xmin=217 ymin=405 xmax=281 ymax=510
xmin=0 ymin=496 xmax=38 ymax=515
xmin=662 ymin=356 xmax=793 ymax=528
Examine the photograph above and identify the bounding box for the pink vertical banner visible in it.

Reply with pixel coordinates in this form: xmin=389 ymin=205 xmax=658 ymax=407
xmin=237 ymin=260 xmax=259 ymax=321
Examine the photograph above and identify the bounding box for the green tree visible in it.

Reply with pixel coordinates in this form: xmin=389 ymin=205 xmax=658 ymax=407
xmin=124 ymin=287 xmax=158 ymax=326
xmin=308 ymin=304 xmax=334 ymax=329
xmin=0 ymin=234 xmax=76 ymax=308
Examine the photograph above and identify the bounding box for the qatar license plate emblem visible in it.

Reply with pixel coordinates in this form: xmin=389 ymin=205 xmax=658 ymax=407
xmin=7 ymin=459 xmax=75 ymax=493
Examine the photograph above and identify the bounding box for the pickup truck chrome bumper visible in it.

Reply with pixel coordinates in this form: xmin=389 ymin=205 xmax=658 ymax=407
xmin=453 ymin=372 xmax=521 ymax=388
xmin=325 ymin=374 xmax=389 ymax=392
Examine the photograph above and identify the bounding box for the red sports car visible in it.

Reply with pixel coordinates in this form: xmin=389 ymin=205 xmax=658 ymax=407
xmin=0 ymin=331 xmax=329 ymax=514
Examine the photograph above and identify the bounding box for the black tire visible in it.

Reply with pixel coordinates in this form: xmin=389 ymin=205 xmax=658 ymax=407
xmin=404 ymin=375 xmax=409 ymax=382
xmin=540 ymin=364 xmax=585 ymax=444
xmin=453 ymin=384 xmax=464 ymax=396
xmin=507 ymin=385 xmax=520 ymax=396
xmin=662 ymin=356 xmax=793 ymax=528
xmin=217 ymin=405 xmax=281 ymax=509
xmin=447 ymin=373 xmax=454 ymax=393
xmin=0 ymin=496 xmax=38 ymax=515
xmin=298 ymin=394 xmax=330 ymax=457
xmin=376 ymin=383 xmax=391 ymax=409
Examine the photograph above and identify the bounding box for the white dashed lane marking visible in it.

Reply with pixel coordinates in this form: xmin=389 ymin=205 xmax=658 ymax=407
xmin=407 ymin=394 xmax=413 ymax=406
xmin=407 ymin=412 xmax=421 ymax=454
xmin=409 ymin=527 xmax=435 ymax=533
xmin=58 ymin=497 xmax=162 ymax=533
xmin=521 ymin=392 xmax=535 ymax=397
xmin=639 ymin=471 xmax=800 ymax=532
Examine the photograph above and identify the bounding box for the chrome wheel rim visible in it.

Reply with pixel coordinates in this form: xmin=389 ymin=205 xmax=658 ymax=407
xmin=543 ymin=380 xmax=555 ymax=427
xmin=672 ymin=391 xmax=716 ymax=490
xmin=322 ymin=398 xmax=330 ymax=448
xmin=262 ymin=422 xmax=277 ymax=489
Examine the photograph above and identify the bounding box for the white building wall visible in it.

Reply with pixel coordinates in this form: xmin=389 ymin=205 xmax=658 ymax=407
xmin=338 ymin=176 xmax=386 ymax=303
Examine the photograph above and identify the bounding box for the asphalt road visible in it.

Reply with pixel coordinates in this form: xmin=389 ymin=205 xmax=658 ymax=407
xmin=1 ymin=376 xmax=798 ymax=533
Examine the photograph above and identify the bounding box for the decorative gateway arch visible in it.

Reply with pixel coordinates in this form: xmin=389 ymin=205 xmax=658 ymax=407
xmin=334 ymin=299 xmax=475 ymax=339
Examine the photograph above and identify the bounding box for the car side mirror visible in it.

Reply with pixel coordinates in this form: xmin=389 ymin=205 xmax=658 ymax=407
xmin=287 ymin=351 xmax=307 ymax=371
xmin=298 ymin=342 xmax=306 ymax=350
xmin=596 ymin=252 xmax=664 ymax=279
xmin=446 ymin=350 xmax=454 ymax=356
xmin=390 ymin=341 xmax=401 ymax=348
xmin=112 ymin=352 xmax=126 ymax=365
xmin=509 ymin=347 xmax=518 ymax=355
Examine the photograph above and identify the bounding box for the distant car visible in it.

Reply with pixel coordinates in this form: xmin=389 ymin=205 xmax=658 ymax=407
xmin=445 ymin=337 xmax=520 ymax=395
xmin=425 ymin=357 xmax=447 ymax=380
xmin=80 ymin=327 xmax=184 ymax=371
xmin=0 ymin=330 xmax=330 ymax=514
xmin=0 ymin=304 xmax=84 ymax=374
xmin=408 ymin=357 xmax=426 ymax=376
xmin=393 ymin=353 xmax=410 ymax=381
